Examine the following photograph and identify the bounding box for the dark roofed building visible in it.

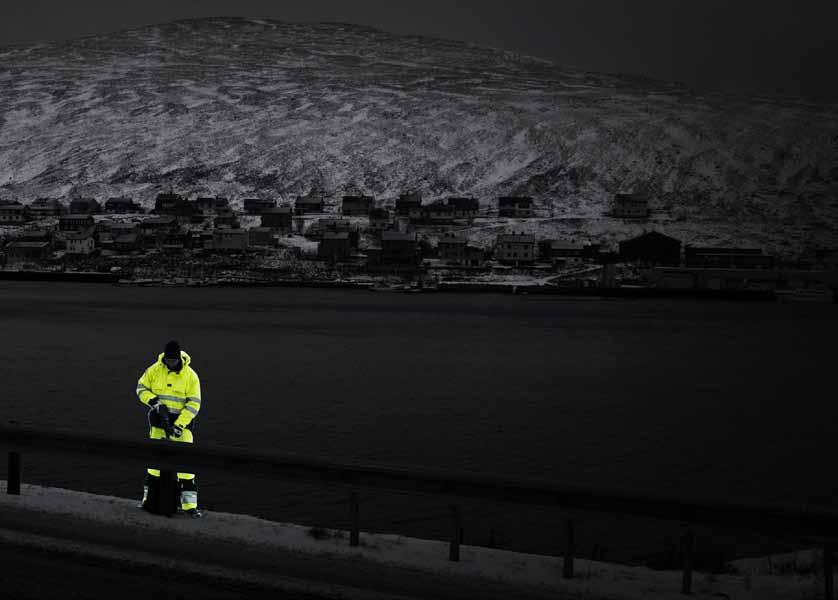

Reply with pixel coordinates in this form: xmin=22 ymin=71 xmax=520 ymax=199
xmin=295 ymin=193 xmax=324 ymax=215
xmin=261 ymin=207 xmax=293 ymax=231
xmin=248 ymin=227 xmax=275 ymax=247
xmin=244 ymin=198 xmax=276 ymax=215
xmin=539 ymin=240 xmax=586 ymax=266
xmin=495 ymin=233 xmax=537 ymax=264
xmin=0 ymin=202 xmax=29 ymax=224
xmin=69 ymin=198 xmax=102 ymax=215
xmin=381 ymin=230 xmax=420 ymax=265
xmin=619 ymin=231 xmax=681 ymax=266
xmin=447 ymin=197 xmax=479 ymax=219
xmin=369 ymin=208 xmax=391 ymax=232
xmin=59 ymin=214 xmax=95 ymax=232
xmin=5 ymin=241 xmax=50 ymax=263
xmin=318 ymin=232 xmax=352 ymax=261
xmin=213 ymin=209 xmax=239 ymax=229
xmin=105 ymin=197 xmax=143 ymax=213
xmin=341 ymin=195 xmax=374 ymax=216
xmin=498 ymin=197 xmax=534 ymax=218
xmin=29 ymin=198 xmax=65 ymax=217
xmin=409 ymin=200 xmax=456 ymax=223
xmin=396 ymin=192 xmax=422 ymax=216
xmin=439 ymin=233 xmax=468 ymax=264
xmin=114 ymin=233 xmax=140 ymax=253
xmin=154 ymin=192 xmax=194 ymax=217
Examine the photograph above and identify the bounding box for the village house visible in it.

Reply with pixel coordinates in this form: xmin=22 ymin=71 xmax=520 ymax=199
xmin=260 ymin=207 xmax=293 ymax=231
xmin=311 ymin=218 xmax=360 ymax=247
xmin=213 ymin=228 xmax=249 ymax=252
xmin=140 ymin=215 xmax=177 ymax=233
xmin=64 ymin=227 xmax=97 ymax=255
xmin=193 ymin=197 xmax=216 ymax=215
xmin=447 ymin=197 xmax=480 ymax=220
xmin=619 ymin=231 xmax=681 ymax=266
xmin=69 ymin=198 xmax=102 ymax=214
xmin=380 ymin=230 xmax=420 ymax=265
xmin=369 ymin=208 xmax=391 ymax=232
xmin=611 ymin=193 xmax=650 ymax=219
xmin=295 ymin=192 xmax=324 ymax=215
xmin=154 ymin=192 xmax=194 ymax=218
xmin=684 ymin=246 xmax=774 ymax=269
xmin=495 ymin=233 xmax=537 ymax=265
xmin=248 ymin=227 xmax=275 ymax=247
xmin=161 ymin=229 xmax=192 ymax=253
xmin=462 ymin=245 xmax=486 ymax=267
xmin=243 ymin=198 xmax=276 ymax=215
xmin=396 ymin=191 xmax=422 ymax=216
xmin=539 ymin=240 xmax=586 ymax=267
xmin=0 ymin=202 xmax=30 ymax=224
xmin=213 ymin=209 xmax=239 ymax=230
xmin=59 ymin=214 xmax=95 ymax=232
xmin=5 ymin=241 xmax=50 ymax=263
xmin=105 ymin=197 xmax=143 ymax=214
xmin=341 ymin=195 xmax=374 ymax=216
xmin=498 ymin=197 xmax=535 ymax=218
xmin=409 ymin=200 xmax=457 ymax=224
xmin=197 ymin=231 xmax=214 ymax=251
xmin=110 ymin=222 xmax=139 ymax=237
xmin=318 ymin=232 xmax=352 ymax=262
xmin=16 ymin=229 xmax=53 ymax=246
xmin=29 ymin=198 xmax=65 ymax=217
xmin=438 ymin=233 xmax=468 ymax=264
xmin=114 ymin=233 xmax=140 ymax=254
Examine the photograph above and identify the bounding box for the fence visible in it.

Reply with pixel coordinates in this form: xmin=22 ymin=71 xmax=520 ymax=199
xmin=1 ymin=425 xmax=836 ymax=597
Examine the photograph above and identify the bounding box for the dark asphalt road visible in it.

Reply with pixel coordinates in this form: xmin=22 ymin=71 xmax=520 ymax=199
xmin=0 ymin=542 xmax=322 ymax=600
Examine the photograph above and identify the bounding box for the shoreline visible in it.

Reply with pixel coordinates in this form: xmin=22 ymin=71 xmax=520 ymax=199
xmin=0 ymin=268 xmax=784 ymax=301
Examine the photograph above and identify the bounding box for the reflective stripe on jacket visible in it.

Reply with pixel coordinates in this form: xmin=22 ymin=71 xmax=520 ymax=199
xmin=136 ymin=350 xmax=202 ymax=428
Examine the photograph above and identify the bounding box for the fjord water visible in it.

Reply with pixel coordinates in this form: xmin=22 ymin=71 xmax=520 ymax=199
xmin=2 ymin=281 xmax=834 ymax=563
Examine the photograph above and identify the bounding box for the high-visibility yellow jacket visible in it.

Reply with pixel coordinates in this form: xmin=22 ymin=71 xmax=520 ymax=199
xmin=136 ymin=351 xmax=202 ymax=429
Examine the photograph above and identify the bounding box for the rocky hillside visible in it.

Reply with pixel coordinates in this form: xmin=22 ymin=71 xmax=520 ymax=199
xmin=1 ymin=17 xmax=837 ymax=251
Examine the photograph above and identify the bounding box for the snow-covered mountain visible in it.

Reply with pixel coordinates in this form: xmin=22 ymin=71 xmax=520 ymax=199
xmin=1 ymin=17 xmax=837 ymax=250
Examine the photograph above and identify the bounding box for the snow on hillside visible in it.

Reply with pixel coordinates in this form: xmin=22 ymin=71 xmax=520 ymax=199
xmin=0 ymin=482 xmax=828 ymax=599
xmin=1 ymin=17 xmax=837 ymax=253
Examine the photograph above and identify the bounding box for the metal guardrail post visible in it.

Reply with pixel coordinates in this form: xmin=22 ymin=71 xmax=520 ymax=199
xmin=7 ymin=451 xmax=21 ymax=495
xmin=349 ymin=490 xmax=360 ymax=547
xmin=681 ymin=529 xmax=694 ymax=595
xmin=449 ymin=505 xmax=462 ymax=562
xmin=825 ymin=545 xmax=834 ymax=600
xmin=563 ymin=519 xmax=575 ymax=579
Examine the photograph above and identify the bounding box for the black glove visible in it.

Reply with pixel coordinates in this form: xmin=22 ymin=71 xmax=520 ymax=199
xmin=171 ymin=424 xmax=184 ymax=439
xmin=148 ymin=402 xmax=175 ymax=437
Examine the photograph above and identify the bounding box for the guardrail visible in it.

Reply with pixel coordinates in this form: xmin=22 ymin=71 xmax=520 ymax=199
xmin=1 ymin=425 xmax=836 ymax=597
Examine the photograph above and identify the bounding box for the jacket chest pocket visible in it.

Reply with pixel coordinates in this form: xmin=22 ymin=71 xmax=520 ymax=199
xmin=165 ymin=377 xmax=187 ymax=398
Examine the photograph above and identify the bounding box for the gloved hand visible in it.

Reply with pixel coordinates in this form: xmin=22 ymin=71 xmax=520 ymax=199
xmin=171 ymin=424 xmax=184 ymax=439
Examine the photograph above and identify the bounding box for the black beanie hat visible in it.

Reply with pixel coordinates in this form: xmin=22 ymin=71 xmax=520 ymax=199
xmin=164 ymin=340 xmax=181 ymax=359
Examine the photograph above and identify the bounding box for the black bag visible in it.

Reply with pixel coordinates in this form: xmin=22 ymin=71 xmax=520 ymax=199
xmin=143 ymin=470 xmax=179 ymax=516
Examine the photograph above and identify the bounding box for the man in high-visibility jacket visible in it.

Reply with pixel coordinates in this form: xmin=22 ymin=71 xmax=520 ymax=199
xmin=136 ymin=340 xmax=202 ymax=516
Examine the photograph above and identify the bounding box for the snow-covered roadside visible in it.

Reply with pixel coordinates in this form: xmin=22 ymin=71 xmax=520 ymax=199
xmin=0 ymin=482 xmax=826 ymax=599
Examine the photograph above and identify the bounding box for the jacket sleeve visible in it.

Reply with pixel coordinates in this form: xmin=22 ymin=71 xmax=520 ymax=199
xmin=136 ymin=367 xmax=157 ymax=406
xmin=174 ymin=370 xmax=202 ymax=428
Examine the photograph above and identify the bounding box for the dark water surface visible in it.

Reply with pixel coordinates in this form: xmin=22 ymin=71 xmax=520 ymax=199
xmin=1 ymin=281 xmax=834 ymax=565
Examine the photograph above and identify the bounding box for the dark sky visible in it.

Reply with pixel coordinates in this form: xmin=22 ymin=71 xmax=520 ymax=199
xmin=2 ymin=0 xmax=837 ymax=102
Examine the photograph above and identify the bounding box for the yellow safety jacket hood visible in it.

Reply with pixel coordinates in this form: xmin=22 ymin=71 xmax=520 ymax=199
xmin=156 ymin=350 xmax=191 ymax=372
